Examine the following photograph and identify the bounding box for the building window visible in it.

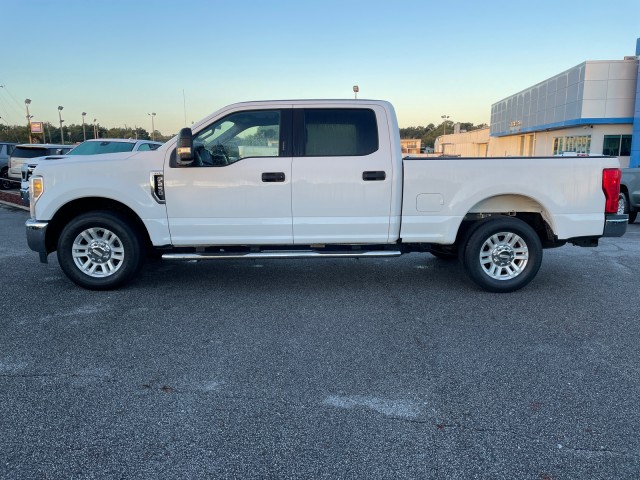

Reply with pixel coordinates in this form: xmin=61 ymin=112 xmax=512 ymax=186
xmin=553 ymin=135 xmax=591 ymax=155
xmin=603 ymin=135 xmax=632 ymax=156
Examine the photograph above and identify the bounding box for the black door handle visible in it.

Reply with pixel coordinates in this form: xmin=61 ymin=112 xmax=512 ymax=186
xmin=262 ymin=172 xmax=286 ymax=182
xmin=363 ymin=171 xmax=386 ymax=181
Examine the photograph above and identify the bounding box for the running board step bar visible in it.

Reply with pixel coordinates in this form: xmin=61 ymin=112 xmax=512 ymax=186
xmin=162 ymin=250 xmax=402 ymax=261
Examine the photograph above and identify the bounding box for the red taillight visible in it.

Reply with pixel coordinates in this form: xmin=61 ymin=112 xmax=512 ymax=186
xmin=602 ymin=168 xmax=621 ymax=214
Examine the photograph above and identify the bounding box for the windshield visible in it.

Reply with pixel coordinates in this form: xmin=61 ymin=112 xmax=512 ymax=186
xmin=68 ymin=141 xmax=135 ymax=155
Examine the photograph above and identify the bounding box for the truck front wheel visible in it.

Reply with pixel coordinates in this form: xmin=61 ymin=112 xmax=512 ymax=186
xmin=462 ymin=217 xmax=542 ymax=293
xmin=57 ymin=211 xmax=144 ymax=290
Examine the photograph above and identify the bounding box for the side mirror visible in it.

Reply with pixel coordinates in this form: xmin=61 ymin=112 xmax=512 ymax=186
xmin=176 ymin=127 xmax=194 ymax=165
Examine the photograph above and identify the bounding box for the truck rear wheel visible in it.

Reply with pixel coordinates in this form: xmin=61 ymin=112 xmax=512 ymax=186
xmin=57 ymin=211 xmax=144 ymax=290
xmin=462 ymin=217 xmax=542 ymax=293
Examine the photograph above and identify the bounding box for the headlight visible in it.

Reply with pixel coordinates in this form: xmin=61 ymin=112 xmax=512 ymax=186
xmin=30 ymin=176 xmax=44 ymax=202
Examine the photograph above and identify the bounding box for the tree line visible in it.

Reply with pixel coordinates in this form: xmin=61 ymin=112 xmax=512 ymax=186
xmin=2 ymin=120 xmax=488 ymax=148
xmin=400 ymin=121 xmax=488 ymax=149
xmin=0 ymin=123 xmax=173 ymax=144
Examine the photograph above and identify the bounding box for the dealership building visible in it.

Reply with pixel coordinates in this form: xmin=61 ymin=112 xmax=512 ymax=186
xmin=435 ymin=38 xmax=640 ymax=168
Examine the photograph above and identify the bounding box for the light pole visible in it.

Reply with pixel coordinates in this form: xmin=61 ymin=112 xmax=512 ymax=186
xmin=353 ymin=85 xmax=359 ymax=99
xmin=441 ymin=115 xmax=450 ymax=136
xmin=93 ymin=118 xmax=98 ymax=139
xmin=148 ymin=112 xmax=156 ymax=141
xmin=82 ymin=112 xmax=87 ymax=141
xmin=25 ymin=99 xmax=33 ymax=144
xmin=57 ymin=106 xmax=65 ymax=144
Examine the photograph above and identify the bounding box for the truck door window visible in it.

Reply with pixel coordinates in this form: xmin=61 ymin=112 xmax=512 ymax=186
xmin=192 ymin=110 xmax=281 ymax=166
xmin=301 ymin=109 xmax=378 ymax=156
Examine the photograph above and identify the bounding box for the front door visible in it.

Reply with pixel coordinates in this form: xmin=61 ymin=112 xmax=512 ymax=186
xmin=164 ymin=108 xmax=293 ymax=245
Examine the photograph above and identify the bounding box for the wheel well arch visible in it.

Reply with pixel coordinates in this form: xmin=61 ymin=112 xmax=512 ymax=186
xmin=458 ymin=194 xmax=557 ymax=247
xmin=45 ymin=197 xmax=152 ymax=254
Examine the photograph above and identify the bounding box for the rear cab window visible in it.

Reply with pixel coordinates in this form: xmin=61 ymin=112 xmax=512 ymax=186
xmin=297 ymin=109 xmax=379 ymax=157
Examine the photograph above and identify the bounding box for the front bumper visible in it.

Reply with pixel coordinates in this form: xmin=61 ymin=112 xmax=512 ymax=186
xmin=603 ymin=214 xmax=628 ymax=237
xmin=26 ymin=219 xmax=49 ymax=263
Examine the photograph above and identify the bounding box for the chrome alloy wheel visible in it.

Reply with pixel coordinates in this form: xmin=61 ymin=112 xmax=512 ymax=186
xmin=479 ymin=231 xmax=529 ymax=281
xmin=72 ymin=227 xmax=125 ymax=277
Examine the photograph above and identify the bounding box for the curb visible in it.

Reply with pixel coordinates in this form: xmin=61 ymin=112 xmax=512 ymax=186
xmin=0 ymin=191 xmax=29 ymax=211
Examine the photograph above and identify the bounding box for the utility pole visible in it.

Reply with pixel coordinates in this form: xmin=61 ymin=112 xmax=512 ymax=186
xmin=441 ymin=115 xmax=450 ymax=136
xmin=25 ymin=99 xmax=32 ymax=143
xmin=57 ymin=106 xmax=65 ymax=144
xmin=148 ymin=112 xmax=156 ymax=141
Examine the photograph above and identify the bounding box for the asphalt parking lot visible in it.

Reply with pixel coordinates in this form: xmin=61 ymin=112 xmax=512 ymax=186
xmin=1 ymin=202 xmax=639 ymax=479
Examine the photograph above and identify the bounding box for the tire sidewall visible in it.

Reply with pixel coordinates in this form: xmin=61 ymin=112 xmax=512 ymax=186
xmin=57 ymin=211 xmax=143 ymax=290
xmin=0 ymin=167 xmax=10 ymax=190
xmin=618 ymin=193 xmax=629 ymax=214
xmin=620 ymin=192 xmax=637 ymax=224
xmin=463 ymin=217 xmax=542 ymax=293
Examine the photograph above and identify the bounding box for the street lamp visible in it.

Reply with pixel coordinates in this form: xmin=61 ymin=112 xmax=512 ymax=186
xmin=441 ymin=115 xmax=450 ymax=136
xmin=353 ymin=85 xmax=359 ymax=99
xmin=82 ymin=112 xmax=87 ymax=141
xmin=25 ymin=99 xmax=32 ymax=144
xmin=57 ymin=106 xmax=65 ymax=144
xmin=148 ymin=112 xmax=156 ymax=141
xmin=93 ymin=118 xmax=98 ymax=139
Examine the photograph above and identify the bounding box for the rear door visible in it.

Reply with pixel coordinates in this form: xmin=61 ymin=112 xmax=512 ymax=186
xmin=291 ymin=105 xmax=393 ymax=244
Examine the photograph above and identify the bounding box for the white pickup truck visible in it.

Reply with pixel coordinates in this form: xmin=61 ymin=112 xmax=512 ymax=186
xmin=26 ymin=100 xmax=627 ymax=292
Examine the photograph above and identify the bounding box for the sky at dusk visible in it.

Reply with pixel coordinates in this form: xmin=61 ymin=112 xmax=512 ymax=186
xmin=1 ymin=0 xmax=638 ymax=136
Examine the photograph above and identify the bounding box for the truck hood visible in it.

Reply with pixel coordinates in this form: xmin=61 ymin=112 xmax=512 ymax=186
xmin=32 ymin=150 xmax=164 ymax=182
xmin=42 ymin=151 xmax=137 ymax=163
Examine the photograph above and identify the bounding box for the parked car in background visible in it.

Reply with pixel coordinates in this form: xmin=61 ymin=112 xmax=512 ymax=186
xmin=20 ymin=138 xmax=163 ymax=204
xmin=619 ymin=167 xmax=640 ymax=224
xmin=0 ymin=142 xmax=17 ymax=189
xmin=8 ymin=144 xmax=72 ymax=186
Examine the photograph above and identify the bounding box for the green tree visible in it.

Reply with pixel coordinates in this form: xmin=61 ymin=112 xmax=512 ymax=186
xmin=0 ymin=122 xmax=170 ymax=144
xmin=400 ymin=121 xmax=488 ymax=149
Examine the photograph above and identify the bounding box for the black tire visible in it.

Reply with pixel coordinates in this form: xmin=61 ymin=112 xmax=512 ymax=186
xmin=462 ymin=217 xmax=542 ymax=293
xmin=0 ymin=167 xmax=11 ymax=190
xmin=57 ymin=211 xmax=144 ymax=290
xmin=618 ymin=192 xmax=637 ymax=224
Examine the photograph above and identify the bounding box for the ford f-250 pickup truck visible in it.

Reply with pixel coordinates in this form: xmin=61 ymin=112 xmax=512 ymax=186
xmin=619 ymin=167 xmax=639 ymax=224
xmin=25 ymin=100 xmax=627 ymax=292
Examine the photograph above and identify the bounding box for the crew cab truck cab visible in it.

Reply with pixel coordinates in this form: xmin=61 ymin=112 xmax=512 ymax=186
xmin=25 ymin=100 xmax=627 ymax=293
